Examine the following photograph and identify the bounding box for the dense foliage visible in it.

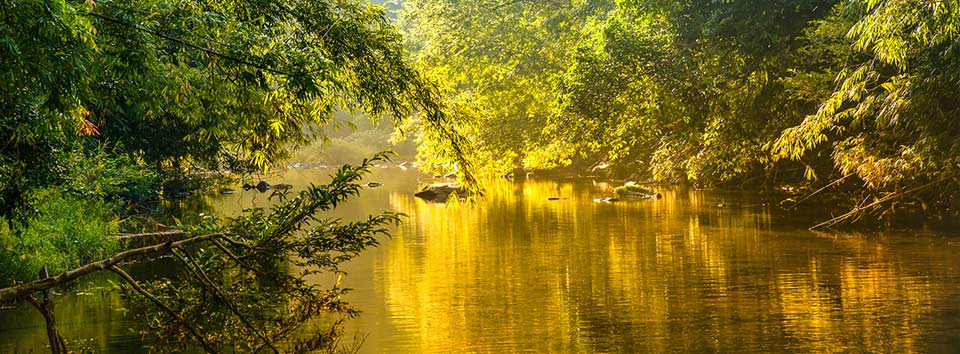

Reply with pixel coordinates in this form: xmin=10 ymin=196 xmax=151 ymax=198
xmin=402 ymin=0 xmax=960 ymax=220
xmin=1 ymin=0 xmax=469 ymax=222
xmin=124 ymin=156 xmax=397 ymax=353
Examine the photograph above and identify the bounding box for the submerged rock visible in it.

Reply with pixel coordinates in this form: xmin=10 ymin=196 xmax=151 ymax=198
xmin=243 ymin=181 xmax=273 ymax=192
xmin=613 ymin=184 xmax=661 ymax=199
xmin=414 ymin=183 xmax=467 ymax=202
xmin=272 ymin=183 xmax=293 ymax=190
xmin=618 ymin=190 xmax=662 ymax=199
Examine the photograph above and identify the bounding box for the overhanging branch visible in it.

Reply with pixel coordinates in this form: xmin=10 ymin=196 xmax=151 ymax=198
xmin=0 ymin=232 xmax=230 ymax=302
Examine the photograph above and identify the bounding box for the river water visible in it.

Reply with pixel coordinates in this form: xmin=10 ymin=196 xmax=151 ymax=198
xmin=2 ymin=167 xmax=960 ymax=353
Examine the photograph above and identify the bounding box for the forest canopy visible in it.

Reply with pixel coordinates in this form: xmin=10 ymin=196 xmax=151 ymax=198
xmin=400 ymin=0 xmax=960 ymax=220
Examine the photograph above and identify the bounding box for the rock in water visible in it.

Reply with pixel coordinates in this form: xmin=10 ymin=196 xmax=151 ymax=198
xmin=414 ymin=183 xmax=467 ymax=202
xmin=255 ymin=181 xmax=270 ymax=192
xmin=367 ymin=182 xmax=383 ymax=188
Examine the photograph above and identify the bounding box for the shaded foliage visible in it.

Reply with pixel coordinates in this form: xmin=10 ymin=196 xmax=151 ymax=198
xmin=1 ymin=0 xmax=471 ymax=222
xmin=119 ymin=154 xmax=399 ymax=353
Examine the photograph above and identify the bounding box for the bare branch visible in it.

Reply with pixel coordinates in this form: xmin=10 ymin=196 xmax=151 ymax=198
xmin=810 ymin=176 xmax=952 ymax=230
xmin=787 ymin=173 xmax=855 ymax=210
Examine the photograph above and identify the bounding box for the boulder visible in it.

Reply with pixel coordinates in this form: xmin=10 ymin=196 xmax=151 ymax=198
xmin=414 ymin=183 xmax=467 ymax=202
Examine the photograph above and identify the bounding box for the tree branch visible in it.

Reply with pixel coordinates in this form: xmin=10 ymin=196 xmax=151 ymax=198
xmin=809 ymin=176 xmax=952 ymax=230
xmin=172 ymin=250 xmax=280 ymax=354
xmin=87 ymin=12 xmax=292 ymax=76
xmin=787 ymin=173 xmax=855 ymax=210
xmin=109 ymin=265 xmax=218 ymax=354
xmin=0 ymin=232 xmax=229 ymax=302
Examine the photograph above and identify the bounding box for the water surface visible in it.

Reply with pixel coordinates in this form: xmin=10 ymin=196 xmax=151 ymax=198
xmin=3 ymin=167 xmax=960 ymax=353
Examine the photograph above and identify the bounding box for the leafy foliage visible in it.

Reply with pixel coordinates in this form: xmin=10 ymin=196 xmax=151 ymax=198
xmin=398 ymin=0 xmax=615 ymax=176
xmin=122 ymin=154 xmax=399 ymax=352
xmin=1 ymin=0 xmax=471 ymax=222
xmin=0 ymin=0 xmax=97 ymax=221
xmin=405 ymin=0 xmax=960 ymax=220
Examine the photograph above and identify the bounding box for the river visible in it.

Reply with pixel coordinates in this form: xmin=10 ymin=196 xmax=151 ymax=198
xmin=2 ymin=167 xmax=960 ymax=353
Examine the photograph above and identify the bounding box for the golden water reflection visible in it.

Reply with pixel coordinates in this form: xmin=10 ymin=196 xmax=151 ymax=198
xmin=3 ymin=168 xmax=958 ymax=353
xmin=350 ymin=173 xmax=960 ymax=353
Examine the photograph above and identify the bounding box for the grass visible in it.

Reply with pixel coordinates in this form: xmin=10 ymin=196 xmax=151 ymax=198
xmin=0 ymin=189 xmax=120 ymax=286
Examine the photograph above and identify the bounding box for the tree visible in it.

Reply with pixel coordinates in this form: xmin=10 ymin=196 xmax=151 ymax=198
xmin=0 ymin=0 xmax=96 ymax=222
xmin=398 ymin=0 xmax=615 ymax=176
xmin=1 ymin=0 xmax=472 ymax=222
xmin=773 ymin=0 xmax=960 ymax=225
xmin=551 ymin=0 xmax=836 ymax=183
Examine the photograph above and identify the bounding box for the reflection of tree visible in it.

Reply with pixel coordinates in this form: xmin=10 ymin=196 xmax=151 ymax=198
xmin=378 ymin=178 xmax=953 ymax=353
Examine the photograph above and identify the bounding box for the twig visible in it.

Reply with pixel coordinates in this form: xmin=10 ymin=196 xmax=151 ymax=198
xmin=117 ymin=230 xmax=187 ymax=240
xmin=172 ymin=250 xmax=280 ymax=354
xmin=788 ymin=173 xmax=854 ymax=210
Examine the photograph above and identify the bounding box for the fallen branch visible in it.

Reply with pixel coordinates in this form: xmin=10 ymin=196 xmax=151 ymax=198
xmin=809 ymin=176 xmax=951 ymax=230
xmin=0 ymin=232 xmax=229 ymax=302
xmin=788 ymin=173 xmax=854 ymax=210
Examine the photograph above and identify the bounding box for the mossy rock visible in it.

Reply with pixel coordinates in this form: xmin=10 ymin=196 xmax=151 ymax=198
xmin=613 ymin=184 xmax=660 ymax=199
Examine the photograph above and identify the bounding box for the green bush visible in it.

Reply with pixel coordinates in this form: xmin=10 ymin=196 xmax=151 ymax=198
xmin=0 ymin=190 xmax=119 ymax=286
xmin=62 ymin=147 xmax=162 ymax=202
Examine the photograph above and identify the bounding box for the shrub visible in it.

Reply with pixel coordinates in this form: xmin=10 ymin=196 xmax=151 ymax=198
xmin=62 ymin=147 xmax=162 ymax=202
xmin=0 ymin=190 xmax=119 ymax=286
